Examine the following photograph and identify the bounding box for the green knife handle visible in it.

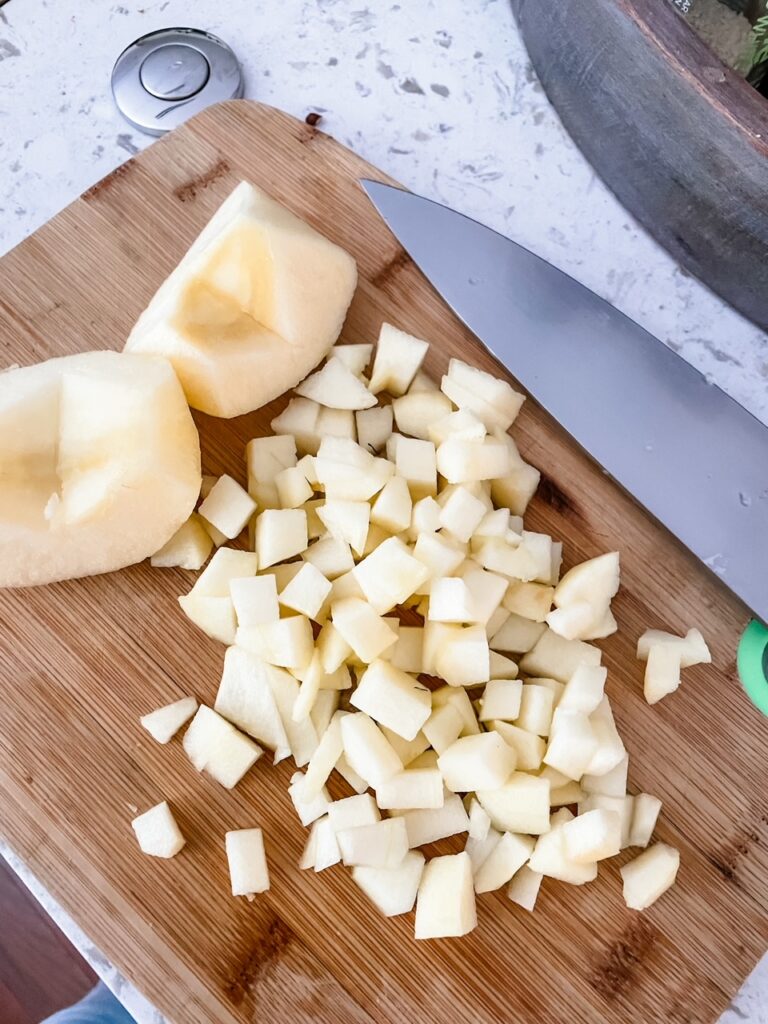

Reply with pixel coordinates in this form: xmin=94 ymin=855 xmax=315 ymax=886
xmin=737 ymin=620 xmax=768 ymax=716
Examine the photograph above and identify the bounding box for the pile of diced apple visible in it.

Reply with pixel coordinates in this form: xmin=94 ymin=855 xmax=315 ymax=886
xmin=138 ymin=322 xmax=691 ymax=937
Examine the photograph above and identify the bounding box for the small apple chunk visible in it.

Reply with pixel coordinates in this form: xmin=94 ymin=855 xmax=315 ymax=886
xmin=236 ymin=615 xmax=314 ymax=670
xmin=489 ymin=721 xmax=545 ymax=772
xmin=637 ymin=627 xmax=711 ymax=667
xmin=507 ymin=865 xmax=543 ymax=912
xmin=621 ymin=843 xmax=679 ymax=910
xmin=478 ymin=679 xmax=523 ymax=723
xmin=369 ymin=323 xmax=429 ymax=397
xmin=561 ymin=809 xmax=621 ymax=863
xmin=338 ymin=817 xmax=409 ymax=869
xmin=352 ymin=849 xmax=425 ymax=917
xmin=543 ymin=711 xmax=598 ymax=780
xmin=415 ymin=852 xmax=477 ymax=939
xmin=351 ymin=659 xmax=431 ymax=740
xmin=353 ymin=537 xmax=429 ymax=614
xmin=177 ymin=594 xmax=236 ymax=645
xmin=332 ymin=598 xmax=399 ymax=664
xmin=392 ymin=391 xmax=453 ymax=440
xmin=474 ymin=832 xmax=535 ymax=894
xmin=340 ymin=712 xmax=403 ymax=787
xmin=226 ymin=828 xmax=269 ymax=898
xmin=519 ymin=628 xmax=602 ymax=682
xmin=467 ymin=797 xmax=491 ymax=840
xmin=182 ymin=705 xmax=262 ymax=789
xmin=288 ymin=772 xmax=330 ymax=826
xmin=559 ymin=664 xmax=607 ymax=715
xmin=477 ymin=773 xmax=551 ymax=835
xmin=327 ymin=793 xmax=381 ymax=832
xmin=278 ymin=562 xmax=332 ymax=619
xmin=140 ymin=696 xmax=197 ymax=744
xmin=398 ymin=792 xmax=470 ymax=848
xmin=516 ymin=683 xmax=555 ymax=737
xmin=371 ymin=475 xmax=412 ymax=534
xmin=275 ymin=465 xmax=313 ymax=509
xmin=151 ymin=514 xmax=213 ymax=571
xmin=255 ymin=508 xmax=308 ymax=568
xmin=317 ymin=499 xmax=370 ymax=556
xmin=230 ymin=574 xmax=279 ymax=627
xmin=437 ymin=733 xmax=516 ymax=793
xmin=527 ymin=810 xmax=597 ymax=885
xmin=132 ymin=801 xmax=185 ymax=859
xmin=423 ymin=703 xmax=464 ymax=754
xmin=214 ymin=646 xmax=291 ymax=761
xmin=296 ymin=356 xmax=376 ymax=410
xmin=503 ymin=581 xmax=554 ymax=623
xmin=198 ymin=475 xmax=256 ymax=541
xmin=126 ymin=181 xmax=357 ymax=418
xmin=628 ymin=793 xmax=663 ymax=848
xmin=396 ymin=437 xmax=437 ymax=499
xmin=376 ymin=769 xmax=444 ymax=810
xmin=0 ymin=351 xmax=201 ymax=588
xmin=434 ymin=624 xmax=490 ymax=687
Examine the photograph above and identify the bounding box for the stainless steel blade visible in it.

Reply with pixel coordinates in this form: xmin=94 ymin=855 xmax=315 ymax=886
xmin=362 ymin=180 xmax=768 ymax=621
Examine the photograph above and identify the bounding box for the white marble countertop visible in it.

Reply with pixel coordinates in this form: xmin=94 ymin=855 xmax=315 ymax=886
xmin=0 ymin=1 xmax=766 ymax=1021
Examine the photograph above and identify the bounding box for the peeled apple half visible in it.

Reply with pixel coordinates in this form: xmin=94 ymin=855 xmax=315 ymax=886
xmin=0 ymin=351 xmax=201 ymax=587
xmin=125 ymin=181 xmax=358 ymax=418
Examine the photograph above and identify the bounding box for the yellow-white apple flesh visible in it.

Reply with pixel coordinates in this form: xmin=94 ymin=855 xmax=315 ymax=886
xmin=125 ymin=181 xmax=357 ymax=417
xmin=225 ymin=828 xmax=269 ymax=897
xmin=352 ymin=849 xmax=425 ymax=917
xmin=140 ymin=696 xmax=198 ymax=744
xmin=415 ymin=852 xmax=477 ymax=939
xmin=477 ymin=772 xmax=551 ymax=835
xmin=0 ymin=351 xmax=200 ymax=587
xmin=507 ymin=865 xmax=543 ymax=911
xmin=621 ymin=842 xmax=679 ymax=909
xmin=396 ymin=792 xmax=470 ymax=848
xmin=473 ymin=831 xmax=535 ymax=894
xmin=131 ymin=801 xmax=185 ymax=858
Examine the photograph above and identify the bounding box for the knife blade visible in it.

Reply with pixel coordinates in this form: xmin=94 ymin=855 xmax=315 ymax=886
xmin=362 ymin=180 xmax=768 ymax=629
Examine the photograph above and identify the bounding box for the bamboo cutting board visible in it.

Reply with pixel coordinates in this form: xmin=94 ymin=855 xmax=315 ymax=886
xmin=0 ymin=101 xmax=766 ymax=1024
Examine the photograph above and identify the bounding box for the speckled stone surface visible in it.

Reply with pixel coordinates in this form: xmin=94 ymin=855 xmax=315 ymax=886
xmin=0 ymin=1 xmax=766 ymax=1021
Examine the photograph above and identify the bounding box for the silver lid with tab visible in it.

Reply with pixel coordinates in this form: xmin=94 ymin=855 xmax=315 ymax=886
xmin=112 ymin=28 xmax=244 ymax=136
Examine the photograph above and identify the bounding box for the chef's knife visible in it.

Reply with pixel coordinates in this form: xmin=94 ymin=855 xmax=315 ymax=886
xmin=362 ymin=180 xmax=768 ymax=713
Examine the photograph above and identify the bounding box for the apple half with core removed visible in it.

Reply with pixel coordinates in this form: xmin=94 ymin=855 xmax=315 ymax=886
xmin=0 ymin=351 xmax=200 ymax=588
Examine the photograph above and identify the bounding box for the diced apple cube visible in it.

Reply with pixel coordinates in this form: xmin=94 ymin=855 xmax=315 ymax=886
xmin=489 ymin=651 xmax=519 ymax=678
xmin=467 ymin=797 xmax=492 ymax=840
xmin=192 ymin=547 xmax=259 ymax=596
xmin=490 ymin=720 xmax=546 ymax=771
xmin=299 ymin=710 xmax=345 ymax=798
xmin=637 ymin=627 xmax=711 ymax=667
xmin=327 ymin=793 xmax=381 ymax=832
xmin=559 ymin=664 xmax=607 ymax=714
xmin=392 ymin=390 xmax=453 ymax=440
xmin=491 ymin=463 xmax=541 ymax=517
xmin=296 ymin=355 xmax=376 ymax=410
xmin=340 ymin=712 xmax=403 ymax=787
xmin=317 ymin=499 xmax=370 ymax=557
xmin=380 ymin=727 xmax=430 ymax=767
xmin=315 ymin=621 xmax=351 ymax=673
xmin=316 ymin=405 xmax=357 ymax=443
xmin=407 ymin=749 xmax=439 ymax=771
xmin=579 ymin=794 xmax=634 ymax=848
xmin=376 ymin=769 xmax=444 ymax=810
xmin=132 ymin=801 xmax=185 ymax=858
xmin=489 ymin=612 xmax=546 ymax=654
xmin=331 ymin=597 xmax=399 ymax=663
xmin=428 ymin=578 xmax=475 ymax=623
xmin=434 ymin=624 xmax=490 ymax=686
xmin=445 ymin=358 xmax=524 ymax=426
xmin=428 ymin=408 xmax=487 ymax=446
xmin=225 ymin=828 xmax=269 ymax=898
xmin=178 ymin=594 xmax=236 ymax=645
xmin=503 ymin=581 xmax=554 ymax=622
xmin=643 ymin=643 xmax=682 ymax=705
xmin=409 ymin=369 xmax=438 ymax=393
xmin=396 ymin=436 xmax=437 ymax=499
xmin=438 ymin=733 xmax=516 ymax=793
xmin=554 ymin=552 xmax=620 ymax=612
xmin=390 ymin=626 xmax=424 ymax=674
xmin=302 ymin=536 xmax=355 ymax=578
xmin=270 ymin=398 xmax=321 ymax=455
xmin=151 ymin=514 xmax=213 ymax=570
xmin=309 ymin=691 xmax=340 ymax=742
xmin=621 ymin=843 xmax=679 ymax=910
xmin=278 ymin=563 xmax=332 ymax=619
xmin=519 ymin=628 xmax=601 ymax=682
xmin=351 ymin=659 xmax=431 ymax=740
xmin=485 ymin=606 xmax=510 ymax=640
xmin=546 ymin=602 xmax=602 ymax=642
xmin=477 ymin=773 xmax=551 ymax=835
xmin=436 ymin=438 xmax=511 ymax=484
xmin=354 ymin=537 xmax=428 ymax=613
xmin=183 ymin=705 xmax=262 ymax=789
xmin=352 ymin=849 xmax=425 ymax=917
xmin=479 ymin=679 xmax=523 ymax=722
xmin=516 ymin=684 xmax=555 ymax=737
xmin=236 ymin=615 xmax=314 ymax=670
xmin=275 ymin=465 xmax=313 ymax=509
xmin=230 ymin=575 xmax=279 ymax=626
xmin=561 ymin=809 xmax=621 ymax=863
xmin=333 ymin=752 xmax=368 ymax=794
xmin=371 ymin=475 xmax=412 ymax=534
xmin=408 ymin=496 xmax=442 ymax=539
xmin=474 ymin=832 xmax=535 ymax=894
xmin=312 ymin=816 xmax=342 ymax=872
xmin=255 ymin=508 xmax=308 ymax=568
xmin=585 ymin=697 xmax=627 ymax=776
xmin=140 ymin=696 xmax=197 ymax=744
xmin=582 ymin=753 xmax=629 ymax=798
xmin=351 ymin=406 xmax=390 ymax=458
xmin=543 ymin=711 xmax=597 ymax=780
xmin=198 ymin=475 xmax=257 ymax=541
xmin=398 ymin=792 xmax=470 ymax=848
xmin=528 ymin=811 xmax=597 ymax=885
xmin=338 ymin=817 xmax=409 ymax=868
xmin=332 ymin=343 xmax=372 ymax=377
xmin=214 ymin=646 xmax=291 ymax=760
xmin=288 ymin=772 xmax=330 ymax=826
xmin=629 ymin=793 xmax=663 ymax=848
xmin=460 ymin=566 xmax=508 ymax=625
xmin=415 ymin=852 xmax=477 ymax=939
xmin=247 ymin=435 xmax=297 ymax=485
xmin=412 ymin=534 xmax=466 ymax=590
xmin=507 ymin=865 xmax=543 ymax=912
xmin=369 ymin=323 xmax=429 ymax=396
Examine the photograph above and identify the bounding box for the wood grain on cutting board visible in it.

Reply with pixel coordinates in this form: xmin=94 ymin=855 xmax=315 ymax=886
xmin=0 ymin=101 xmax=765 ymax=1024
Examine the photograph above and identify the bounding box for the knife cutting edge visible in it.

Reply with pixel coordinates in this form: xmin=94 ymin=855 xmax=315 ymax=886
xmin=361 ymin=180 xmax=768 ymax=715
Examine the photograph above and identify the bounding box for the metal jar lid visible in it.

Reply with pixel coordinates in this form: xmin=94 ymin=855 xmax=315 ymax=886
xmin=112 ymin=28 xmax=244 ymax=136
